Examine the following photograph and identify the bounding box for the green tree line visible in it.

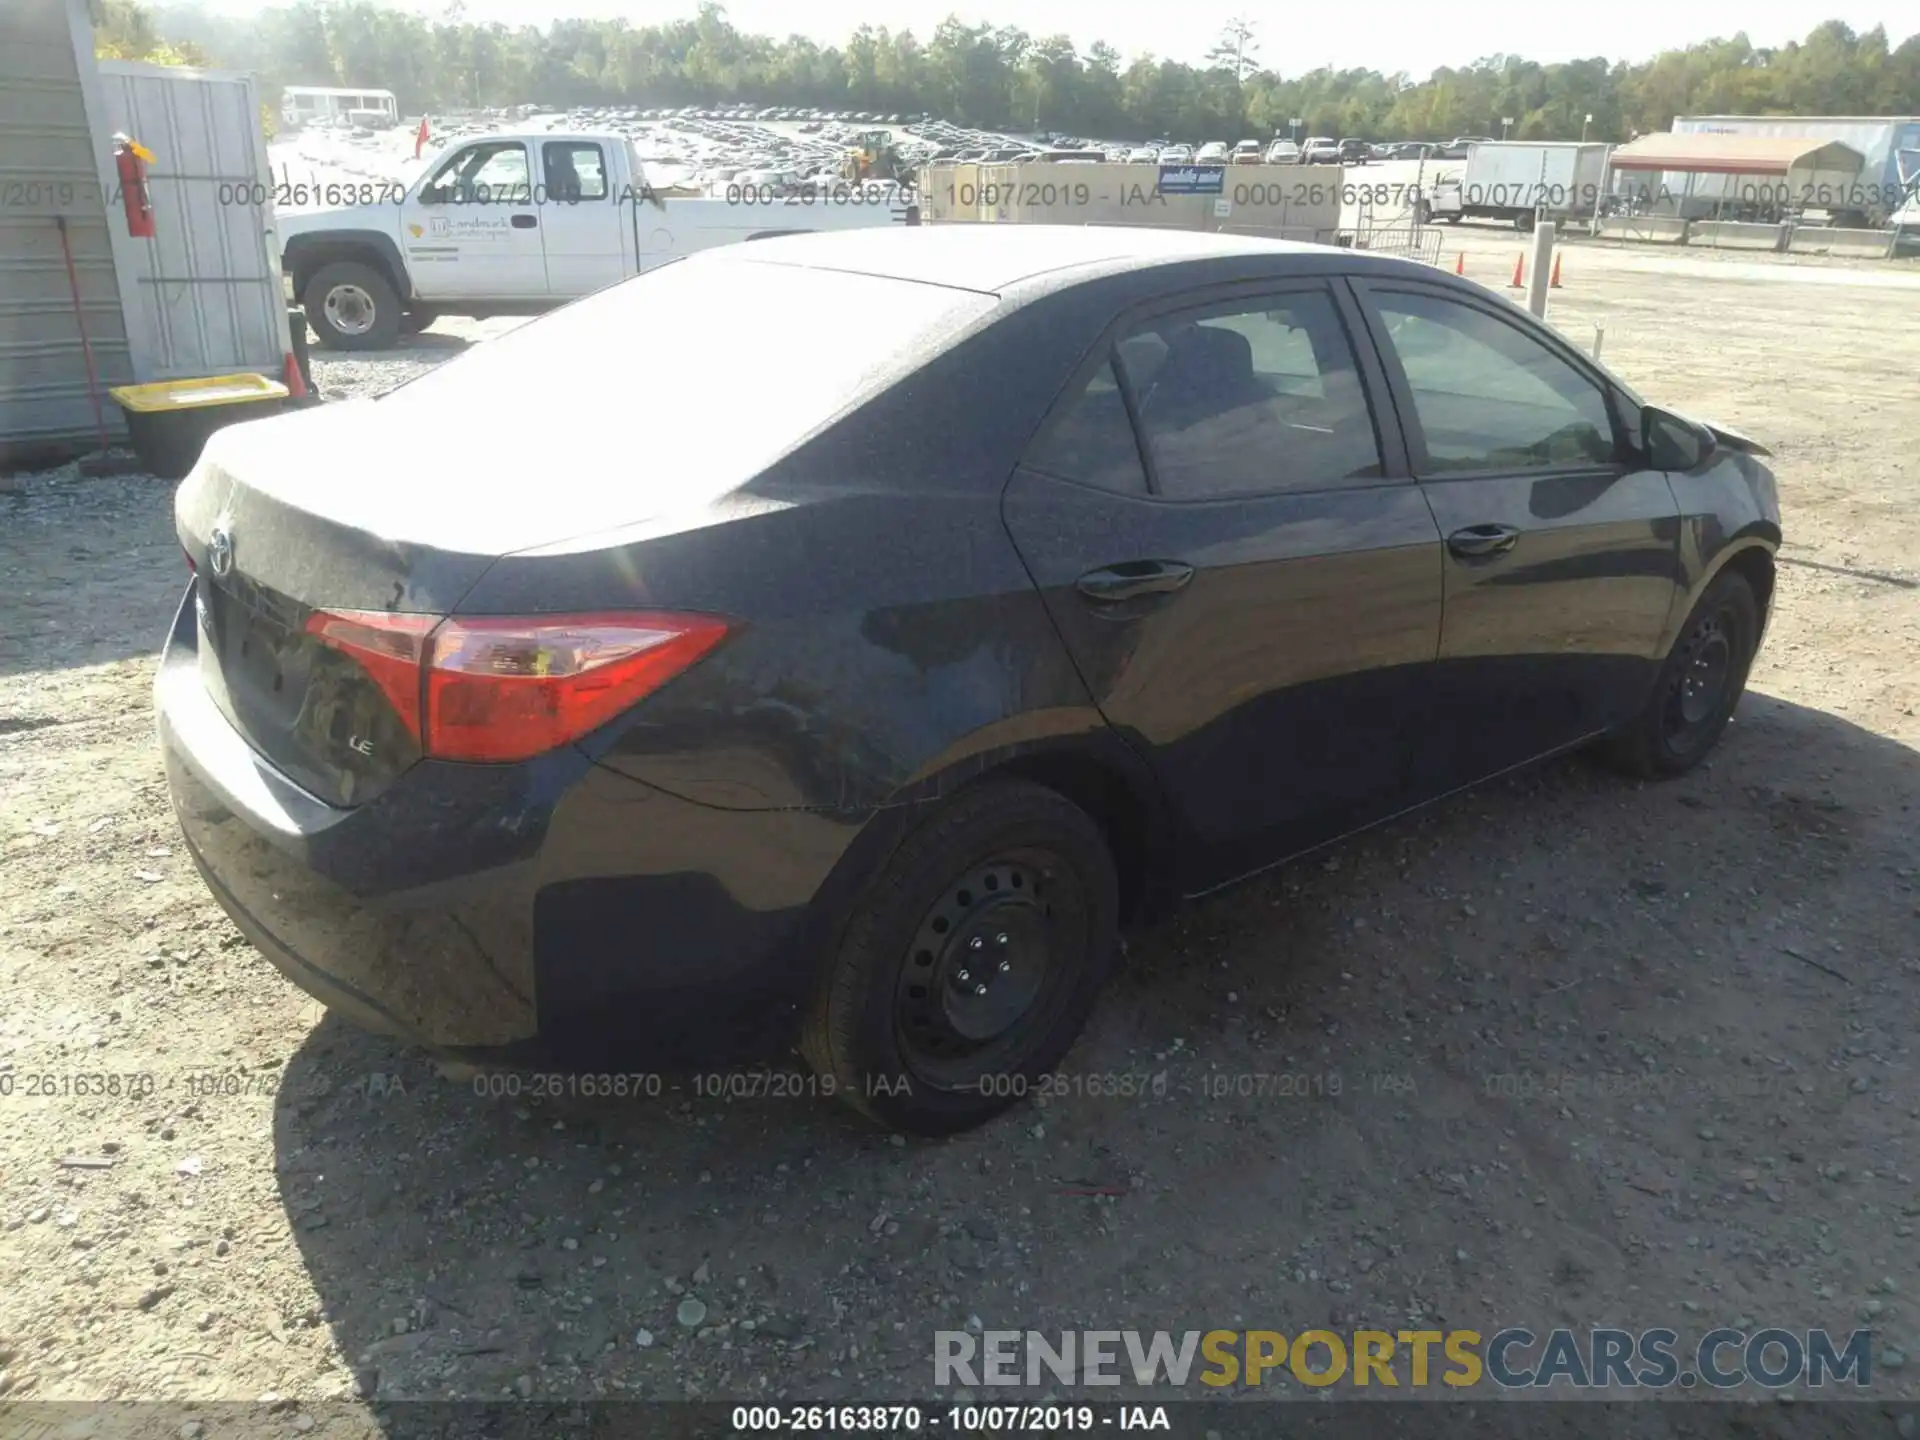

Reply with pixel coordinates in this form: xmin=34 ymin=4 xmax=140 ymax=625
xmin=107 ymin=0 xmax=1920 ymax=143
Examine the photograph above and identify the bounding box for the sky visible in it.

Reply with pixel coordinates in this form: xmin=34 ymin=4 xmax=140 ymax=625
xmin=191 ymin=0 xmax=1915 ymax=74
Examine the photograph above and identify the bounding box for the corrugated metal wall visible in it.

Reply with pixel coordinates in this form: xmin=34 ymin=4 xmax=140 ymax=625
xmin=97 ymin=61 xmax=290 ymax=383
xmin=0 ymin=0 xmax=134 ymax=464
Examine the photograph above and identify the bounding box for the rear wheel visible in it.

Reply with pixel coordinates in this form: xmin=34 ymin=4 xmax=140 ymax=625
xmin=800 ymin=780 xmax=1118 ymax=1136
xmin=1599 ymin=570 xmax=1758 ymax=779
xmin=302 ymin=260 xmax=401 ymax=351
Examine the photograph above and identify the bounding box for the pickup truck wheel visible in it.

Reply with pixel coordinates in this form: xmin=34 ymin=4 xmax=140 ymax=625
xmin=303 ymin=261 xmax=401 ymax=351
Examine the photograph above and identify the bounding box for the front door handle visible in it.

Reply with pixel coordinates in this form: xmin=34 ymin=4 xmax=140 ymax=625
xmin=1075 ymin=560 xmax=1195 ymax=603
xmin=1446 ymin=523 xmax=1520 ymax=558
xmin=511 ymin=213 xmax=538 ymax=229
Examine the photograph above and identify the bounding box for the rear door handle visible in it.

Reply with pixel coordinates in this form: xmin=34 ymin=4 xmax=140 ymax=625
xmin=511 ymin=213 xmax=538 ymax=229
xmin=1075 ymin=560 xmax=1195 ymax=603
xmin=1446 ymin=523 xmax=1520 ymax=558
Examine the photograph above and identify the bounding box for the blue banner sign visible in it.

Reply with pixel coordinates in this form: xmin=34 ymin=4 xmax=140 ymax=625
xmin=1156 ymin=164 xmax=1227 ymax=196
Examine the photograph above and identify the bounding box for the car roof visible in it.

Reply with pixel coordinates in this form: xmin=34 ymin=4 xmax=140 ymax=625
xmin=702 ymin=225 xmax=1345 ymax=295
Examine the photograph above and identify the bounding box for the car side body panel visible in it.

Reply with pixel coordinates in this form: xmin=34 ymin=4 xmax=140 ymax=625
xmin=490 ymin=252 xmax=1453 ymax=822
xmin=1656 ymin=444 xmax=1782 ymax=657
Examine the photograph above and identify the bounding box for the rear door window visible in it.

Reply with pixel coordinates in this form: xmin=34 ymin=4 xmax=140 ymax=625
xmin=1116 ymin=288 xmax=1385 ymax=499
xmin=542 ymin=141 xmax=608 ymax=202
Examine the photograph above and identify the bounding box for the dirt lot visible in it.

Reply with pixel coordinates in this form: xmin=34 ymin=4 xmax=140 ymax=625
xmin=2 ymin=239 xmax=1917 ymax=1428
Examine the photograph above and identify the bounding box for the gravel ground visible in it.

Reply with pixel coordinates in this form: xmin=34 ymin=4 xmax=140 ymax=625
xmin=2 ymin=247 xmax=1917 ymax=1431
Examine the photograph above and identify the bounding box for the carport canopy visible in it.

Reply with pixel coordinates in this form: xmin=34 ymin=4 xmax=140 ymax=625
xmin=1607 ymin=133 xmax=1865 ymax=177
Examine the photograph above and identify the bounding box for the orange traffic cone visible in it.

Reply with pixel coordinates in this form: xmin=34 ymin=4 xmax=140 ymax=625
xmin=282 ymin=350 xmax=307 ymax=400
xmin=1549 ymin=253 xmax=1563 ymax=288
xmin=1509 ymin=254 xmax=1525 ymax=288
xmin=1454 ymin=252 xmax=1465 ymax=276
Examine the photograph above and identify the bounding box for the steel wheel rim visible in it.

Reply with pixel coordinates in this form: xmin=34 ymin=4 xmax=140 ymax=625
xmin=324 ymin=283 xmax=376 ymax=336
xmin=1663 ymin=606 xmax=1737 ymax=746
xmin=893 ymin=853 xmax=1066 ymax=1089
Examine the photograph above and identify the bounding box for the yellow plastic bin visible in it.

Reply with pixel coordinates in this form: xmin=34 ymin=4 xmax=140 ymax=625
xmin=108 ymin=373 xmax=291 ymax=480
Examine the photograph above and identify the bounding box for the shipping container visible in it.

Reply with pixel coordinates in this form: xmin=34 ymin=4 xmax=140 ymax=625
xmin=1674 ymin=116 xmax=1920 ymax=224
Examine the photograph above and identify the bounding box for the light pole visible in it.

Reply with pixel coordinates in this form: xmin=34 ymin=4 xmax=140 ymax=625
xmin=1500 ymin=115 xmax=1513 ymax=140
xmin=1581 ymin=112 xmax=1592 ymax=142
xmin=1289 ymin=116 xmax=1301 ymax=144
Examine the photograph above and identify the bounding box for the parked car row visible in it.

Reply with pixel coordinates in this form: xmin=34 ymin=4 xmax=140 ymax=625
xmin=1133 ymin=136 xmax=1474 ymax=168
xmin=426 ymin=101 xmax=1491 ymax=188
xmin=620 ymin=104 xmax=924 ymax=125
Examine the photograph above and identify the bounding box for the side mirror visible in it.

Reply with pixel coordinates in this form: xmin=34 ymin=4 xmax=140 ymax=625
xmin=1644 ymin=406 xmax=1715 ymax=472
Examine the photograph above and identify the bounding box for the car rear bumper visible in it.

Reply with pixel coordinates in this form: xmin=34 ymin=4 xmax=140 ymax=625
xmin=155 ymin=587 xmax=884 ymax=1068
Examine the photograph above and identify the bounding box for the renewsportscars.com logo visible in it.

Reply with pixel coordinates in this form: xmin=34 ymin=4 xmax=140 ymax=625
xmin=934 ymin=1327 xmax=1877 ymax=1391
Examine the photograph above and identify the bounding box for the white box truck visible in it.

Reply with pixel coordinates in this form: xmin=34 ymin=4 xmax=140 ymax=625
xmin=1423 ymin=141 xmax=1611 ymax=230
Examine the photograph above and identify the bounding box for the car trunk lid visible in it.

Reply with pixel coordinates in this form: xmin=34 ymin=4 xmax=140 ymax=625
xmin=176 ymin=418 xmax=503 ymax=809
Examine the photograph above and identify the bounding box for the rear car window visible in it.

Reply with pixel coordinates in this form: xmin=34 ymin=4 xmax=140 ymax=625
xmin=381 ymin=257 xmax=997 ymax=500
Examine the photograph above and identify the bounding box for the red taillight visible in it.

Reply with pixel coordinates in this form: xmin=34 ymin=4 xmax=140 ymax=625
xmin=302 ymin=608 xmax=731 ymax=763
xmin=304 ymin=609 xmax=439 ymax=741
xmin=426 ymin=613 xmax=731 ymax=762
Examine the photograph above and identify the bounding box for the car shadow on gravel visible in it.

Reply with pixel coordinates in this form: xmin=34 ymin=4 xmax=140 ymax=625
xmin=268 ymin=690 xmax=1919 ymax=1405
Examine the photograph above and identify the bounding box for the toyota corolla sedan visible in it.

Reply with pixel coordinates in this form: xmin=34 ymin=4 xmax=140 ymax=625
xmin=160 ymin=226 xmax=1780 ymax=1135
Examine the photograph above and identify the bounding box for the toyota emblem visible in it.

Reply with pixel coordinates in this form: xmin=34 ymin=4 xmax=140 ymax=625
xmin=207 ymin=524 xmax=234 ymax=578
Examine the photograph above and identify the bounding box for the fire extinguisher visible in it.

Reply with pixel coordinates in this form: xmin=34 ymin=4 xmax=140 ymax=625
xmin=114 ymin=133 xmax=157 ymax=239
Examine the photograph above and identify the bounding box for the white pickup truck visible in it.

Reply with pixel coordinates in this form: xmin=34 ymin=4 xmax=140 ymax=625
xmin=280 ymin=130 xmax=918 ymax=349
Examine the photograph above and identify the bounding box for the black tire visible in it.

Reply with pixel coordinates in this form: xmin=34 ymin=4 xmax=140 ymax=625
xmin=302 ymin=260 xmax=401 ymax=351
xmin=1600 ymin=570 xmax=1759 ymax=779
xmin=800 ymin=779 xmax=1119 ymax=1137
